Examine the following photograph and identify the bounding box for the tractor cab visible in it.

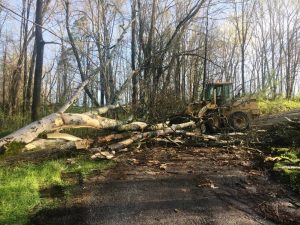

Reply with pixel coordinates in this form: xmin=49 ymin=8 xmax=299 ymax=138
xmin=205 ymin=82 xmax=233 ymax=106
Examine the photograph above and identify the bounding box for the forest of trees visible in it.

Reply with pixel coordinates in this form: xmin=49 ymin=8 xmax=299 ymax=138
xmin=0 ymin=0 xmax=299 ymax=122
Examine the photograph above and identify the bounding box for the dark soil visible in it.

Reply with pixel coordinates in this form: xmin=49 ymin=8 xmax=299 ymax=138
xmin=30 ymin=146 xmax=300 ymax=225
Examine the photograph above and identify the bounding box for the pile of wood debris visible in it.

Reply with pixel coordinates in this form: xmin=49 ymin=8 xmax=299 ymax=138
xmin=1 ymin=82 xmax=300 ymax=158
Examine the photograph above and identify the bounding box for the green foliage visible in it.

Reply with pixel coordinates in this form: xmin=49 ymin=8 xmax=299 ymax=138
xmin=0 ymin=155 xmax=113 ymax=225
xmin=258 ymin=98 xmax=300 ymax=114
xmin=269 ymin=147 xmax=300 ymax=192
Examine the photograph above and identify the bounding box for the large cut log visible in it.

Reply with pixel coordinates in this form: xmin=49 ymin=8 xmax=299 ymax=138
xmin=25 ymin=138 xmax=92 ymax=151
xmin=25 ymin=139 xmax=75 ymax=151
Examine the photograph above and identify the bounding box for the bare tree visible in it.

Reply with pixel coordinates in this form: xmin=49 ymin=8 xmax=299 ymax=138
xmin=131 ymin=0 xmax=138 ymax=109
xmin=31 ymin=0 xmax=45 ymax=121
xmin=232 ymin=0 xmax=256 ymax=94
xmin=64 ymin=0 xmax=100 ymax=107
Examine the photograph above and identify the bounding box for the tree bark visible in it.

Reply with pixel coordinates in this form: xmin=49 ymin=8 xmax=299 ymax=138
xmin=25 ymin=41 xmax=36 ymax=111
xmin=31 ymin=0 xmax=45 ymax=121
xmin=2 ymin=43 xmax=7 ymax=112
xmin=131 ymin=0 xmax=138 ymax=109
xmin=202 ymin=1 xmax=210 ymax=100
xmin=22 ymin=0 xmax=32 ymax=115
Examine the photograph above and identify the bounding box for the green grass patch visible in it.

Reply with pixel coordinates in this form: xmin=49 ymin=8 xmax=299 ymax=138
xmin=1 ymin=142 xmax=26 ymax=156
xmin=0 ymin=155 xmax=113 ymax=225
xmin=258 ymin=98 xmax=300 ymax=114
xmin=268 ymin=147 xmax=300 ymax=192
xmin=65 ymin=155 xmax=114 ymax=177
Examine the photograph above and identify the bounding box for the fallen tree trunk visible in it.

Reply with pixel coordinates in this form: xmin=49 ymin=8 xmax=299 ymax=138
xmin=94 ymin=121 xmax=195 ymax=151
xmin=0 ymin=85 xmax=189 ymax=153
xmin=0 ymin=112 xmax=149 ymax=152
xmin=0 ymin=80 xmax=144 ymax=152
xmin=0 ymin=80 xmax=89 ymax=151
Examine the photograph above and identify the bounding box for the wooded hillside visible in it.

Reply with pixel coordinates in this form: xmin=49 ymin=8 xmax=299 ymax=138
xmin=0 ymin=0 xmax=299 ymax=123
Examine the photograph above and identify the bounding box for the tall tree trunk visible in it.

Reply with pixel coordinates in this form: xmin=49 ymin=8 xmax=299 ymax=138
xmin=202 ymin=1 xmax=210 ymax=100
xmin=131 ymin=0 xmax=138 ymax=109
xmin=2 ymin=43 xmax=7 ymax=112
xmin=61 ymin=40 xmax=68 ymax=100
xmin=241 ymin=43 xmax=245 ymax=94
xmin=26 ymin=41 xmax=36 ymax=111
xmin=100 ymin=72 xmax=105 ymax=106
xmin=240 ymin=0 xmax=246 ymax=95
xmin=137 ymin=0 xmax=145 ymax=106
xmin=286 ymin=28 xmax=291 ymax=99
xmin=175 ymin=56 xmax=181 ymax=100
xmin=31 ymin=0 xmax=45 ymax=121
xmin=22 ymin=0 xmax=32 ymax=115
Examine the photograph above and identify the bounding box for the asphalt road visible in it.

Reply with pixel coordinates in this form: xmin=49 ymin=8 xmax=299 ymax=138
xmin=31 ymin=146 xmax=300 ymax=225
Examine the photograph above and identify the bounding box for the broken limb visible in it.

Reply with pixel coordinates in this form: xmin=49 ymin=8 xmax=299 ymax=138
xmin=24 ymin=139 xmax=76 ymax=151
xmin=97 ymin=132 xmax=133 ymax=143
xmin=100 ymin=121 xmax=195 ymax=151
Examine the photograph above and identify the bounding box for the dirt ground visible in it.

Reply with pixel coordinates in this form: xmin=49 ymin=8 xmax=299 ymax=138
xmin=31 ymin=145 xmax=300 ymax=225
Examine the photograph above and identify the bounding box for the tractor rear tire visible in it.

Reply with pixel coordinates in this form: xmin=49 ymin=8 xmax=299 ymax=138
xmin=229 ymin=112 xmax=249 ymax=131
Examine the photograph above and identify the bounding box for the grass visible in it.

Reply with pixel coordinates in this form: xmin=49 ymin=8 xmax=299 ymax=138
xmin=0 ymin=106 xmax=118 ymax=224
xmin=258 ymin=98 xmax=300 ymax=114
xmin=267 ymin=147 xmax=300 ymax=192
xmin=0 ymin=142 xmax=26 ymax=157
xmin=0 ymin=154 xmax=114 ymax=225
